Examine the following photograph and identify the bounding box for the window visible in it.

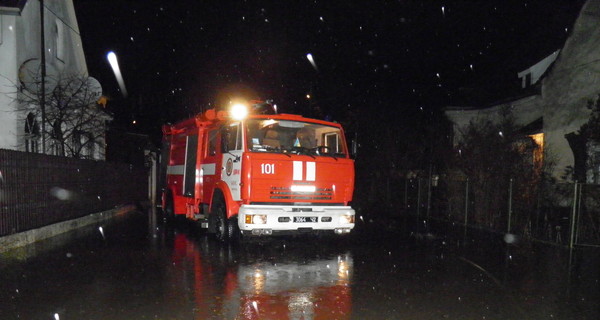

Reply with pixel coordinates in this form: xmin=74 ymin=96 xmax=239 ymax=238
xmin=24 ymin=113 xmax=40 ymax=153
xmin=54 ymin=20 xmax=65 ymax=62
xmin=245 ymin=118 xmax=347 ymax=157
xmin=72 ymin=130 xmax=82 ymax=155
xmin=84 ymin=133 xmax=96 ymax=159
xmin=324 ymin=132 xmax=340 ymax=153
xmin=50 ymin=120 xmax=65 ymax=156
xmin=208 ymin=129 xmax=218 ymax=156
xmin=225 ymin=122 xmax=241 ymax=151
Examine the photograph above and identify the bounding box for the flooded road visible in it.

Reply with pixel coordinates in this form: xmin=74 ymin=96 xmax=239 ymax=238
xmin=0 ymin=210 xmax=598 ymax=319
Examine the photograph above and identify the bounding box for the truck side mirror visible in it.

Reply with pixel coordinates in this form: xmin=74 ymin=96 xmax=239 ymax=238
xmin=351 ymin=138 xmax=358 ymax=159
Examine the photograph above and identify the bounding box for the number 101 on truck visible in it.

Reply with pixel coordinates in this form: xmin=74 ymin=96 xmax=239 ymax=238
xmin=159 ymin=101 xmax=356 ymax=241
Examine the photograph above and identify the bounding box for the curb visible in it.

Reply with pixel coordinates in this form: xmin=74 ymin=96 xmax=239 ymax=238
xmin=0 ymin=205 xmax=136 ymax=253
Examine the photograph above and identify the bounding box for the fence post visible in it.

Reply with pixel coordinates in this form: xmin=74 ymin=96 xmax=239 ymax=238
xmin=507 ymin=178 xmax=513 ymax=234
xmin=575 ymin=182 xmax=583 ymax=245
xmin=569 ymin=182 xmax=579 ymax=249
xmin=386 ymin=176 xmax=391 ymax=207
xmin=427 ymin=173 xmax=432 ymax=221
xmin=464 ymin=178 xmax=469 ymax=239
xmin=417 ymin=178 xmax=422 ymax=220
xmin=149 ymin=151 xmax=157 ymax=207
xmin=404 ymin=178 xmax=408 ymax=211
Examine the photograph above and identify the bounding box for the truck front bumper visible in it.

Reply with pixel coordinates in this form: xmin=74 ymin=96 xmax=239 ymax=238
xmin=238 ymin=204 xmax=355 ymax=236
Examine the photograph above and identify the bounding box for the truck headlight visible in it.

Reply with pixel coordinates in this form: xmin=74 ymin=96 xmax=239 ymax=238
xmin=245 ymin=214 xmax=267 ymax=224
xmin=340 ymin=215 xmax=355 ymax=224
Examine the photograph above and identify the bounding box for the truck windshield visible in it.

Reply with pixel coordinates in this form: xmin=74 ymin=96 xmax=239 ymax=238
xmin=245 ymin=119 xmax=347 ymax=157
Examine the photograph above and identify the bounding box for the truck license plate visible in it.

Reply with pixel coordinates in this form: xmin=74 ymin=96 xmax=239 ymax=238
xmin=294 ymin=216 xmax=317 ymax=223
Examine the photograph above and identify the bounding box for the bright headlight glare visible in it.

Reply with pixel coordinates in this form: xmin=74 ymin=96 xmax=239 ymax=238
xmin=340 ymin=215 xmax=355 ymax=224
xmin=291 ymin=185 xmax=316 ymax=192
xmin=230 ymin=103 xmax=248 ymax=120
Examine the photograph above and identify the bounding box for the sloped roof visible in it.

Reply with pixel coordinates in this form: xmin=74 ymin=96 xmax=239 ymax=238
xmin=0 ymin=0 xmax=26 ymax=13
xmin=0 ymin=0 xmax=26 ymax=7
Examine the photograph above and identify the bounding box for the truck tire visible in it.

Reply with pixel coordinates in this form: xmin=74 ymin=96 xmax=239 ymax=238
xmin=213 ymin=197 xmax=229 ymax=242
xmin=227 ymin=216 xmax=240 ymax=243
xmin=212 ymin=196 xmax=239 ymax=242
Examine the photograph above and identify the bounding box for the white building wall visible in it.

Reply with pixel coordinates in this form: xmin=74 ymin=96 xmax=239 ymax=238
xmin=541 ymin=0 xmax=600 ymax=179
xmin=0 ymin=0 xmax=104 ymax=159
xmin=446 ymin=95 xmax=542 ymax=146
xmin=16 ymin=0 xmax=88 ymax=81
xmin=0 ymin=13 xmax=18 ymax=150
xmin=446 ymin=0 xmax=600 ymax=181
xmin=518 ymin=50 xmax=560 ymax=88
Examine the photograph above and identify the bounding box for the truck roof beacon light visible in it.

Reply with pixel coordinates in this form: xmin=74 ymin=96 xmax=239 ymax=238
xmin=230 ymin=103 xmax=249 ymax=120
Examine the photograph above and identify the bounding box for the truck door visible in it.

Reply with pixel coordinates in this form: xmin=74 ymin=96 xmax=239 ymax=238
xmin=182 ymin=134 xmax=198 ymax=197
xmin=221 ymin=122 xmax=242 ymax=201
xmin=203 ymin=128 xmax=221 ymax=201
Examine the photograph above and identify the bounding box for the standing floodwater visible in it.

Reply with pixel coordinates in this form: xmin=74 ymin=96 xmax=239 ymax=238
xmin=0 ymin=210 xmax=598 ymax=319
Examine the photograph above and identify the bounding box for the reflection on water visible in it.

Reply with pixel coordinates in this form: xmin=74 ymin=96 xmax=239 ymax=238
xmin=233 ymin=254 xmax=352 ymax=320
xmin=168 ymin=232 xmax=352 ymax=320
xmin=1 ymin=209 xmax=596 ymax=319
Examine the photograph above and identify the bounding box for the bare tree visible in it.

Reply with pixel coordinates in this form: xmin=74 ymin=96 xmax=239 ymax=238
xmin=15 ymin=72 xmax=109 ymax=159
xmin=452 ymin=108 xmax=544 ymax=231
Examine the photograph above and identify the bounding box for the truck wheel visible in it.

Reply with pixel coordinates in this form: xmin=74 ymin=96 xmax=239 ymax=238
xmin=213 ymin=198 xmax=229 ymax=242
xmin=163 ymin=191 xmax=175 ymax=223
xmin=227 ymin=216 xmax=240 ymax=243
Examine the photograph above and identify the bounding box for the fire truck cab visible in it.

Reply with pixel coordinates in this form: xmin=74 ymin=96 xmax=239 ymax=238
xmin=160 ymin=101 xmax=355 ymax=241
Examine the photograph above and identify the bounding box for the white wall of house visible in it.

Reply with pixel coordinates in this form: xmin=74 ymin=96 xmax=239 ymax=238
xmin=518 ymin=50 xmax=560 ymax=89
xmin=540 ymin=0 xmax=600 ymax=180
xmin=0 ymin=0 xmax=105 ymax=159
xmin=18 ymin=0 xmax=88 ymax=76
xmin=446 ymin=0 xmax=600 ymax=181
xmin=446 ymin=95 xmax=543 ymax=146
xmin=0 ymin=13 xmax=19 ymax=150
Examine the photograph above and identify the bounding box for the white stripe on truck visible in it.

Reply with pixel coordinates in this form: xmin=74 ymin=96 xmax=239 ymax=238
xmin=167 ymin=165 xmax=184 ymax=175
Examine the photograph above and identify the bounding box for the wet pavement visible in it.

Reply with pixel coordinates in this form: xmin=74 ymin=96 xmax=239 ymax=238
xmin=0 ymin=209 xmax=598 ymax=320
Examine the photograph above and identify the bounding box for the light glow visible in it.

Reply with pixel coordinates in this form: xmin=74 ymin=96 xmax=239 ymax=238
xmin=230 ymin=103 xmax=249 ymax=120
xmin=306 ymin=53 xmax=318 ymax=71
xmin=340 ymin=215 xmax=355 ymax=224
xmin=245 ymin=214 xmax=267 ymax=224
xmin=107 ymin=51 xmax=128 ymax=97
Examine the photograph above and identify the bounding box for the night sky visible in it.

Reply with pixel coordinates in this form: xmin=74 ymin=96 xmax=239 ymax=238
xmin=74 ymin=0 xmax=585 ymax=140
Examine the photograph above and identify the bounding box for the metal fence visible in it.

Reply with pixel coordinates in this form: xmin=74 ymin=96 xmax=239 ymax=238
xmin=0 ymin=149 xmax=148 ymax=237
xmin=357 ymin=174 xmax=600 ymax=248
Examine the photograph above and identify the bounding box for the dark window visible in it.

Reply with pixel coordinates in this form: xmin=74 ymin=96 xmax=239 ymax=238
xmin=525 ymin=73 xmax=532 ymax=87
xmin=324 ymin=132 xmax=340 ymax=153
xmin=208 ymin=129 xmax=218 ymax=156
xmin=24 ymin=112 xmax=39 ymax=153
xmin=226 ymin=122 xmax=241 ymax=151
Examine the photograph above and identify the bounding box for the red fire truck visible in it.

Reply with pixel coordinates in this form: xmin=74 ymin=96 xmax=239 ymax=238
xmin=160 ymin=101 xmax=355 ymax=241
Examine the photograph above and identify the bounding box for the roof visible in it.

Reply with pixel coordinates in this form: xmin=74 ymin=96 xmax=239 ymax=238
xmin=0 ymin=0 xmax=26 ymax=14
xmin=445 ymin=87 xmax=540 ymax=112
xmin=518 ymin=117 xmax=543 ymax=135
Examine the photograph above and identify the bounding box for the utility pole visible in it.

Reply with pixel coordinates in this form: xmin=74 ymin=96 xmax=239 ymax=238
xmin=40 ymin=0 xmax=46 ymax=153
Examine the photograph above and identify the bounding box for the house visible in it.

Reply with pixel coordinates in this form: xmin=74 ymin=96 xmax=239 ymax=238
xmin=446 ymin=0 xmax=600 ymax=182
xmin=0 ymin=0 xmax=108 ymax=160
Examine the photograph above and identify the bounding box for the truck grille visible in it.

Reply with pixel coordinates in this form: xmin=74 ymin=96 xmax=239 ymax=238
xmin=270 ymin=186 xmax=333 ymax=200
